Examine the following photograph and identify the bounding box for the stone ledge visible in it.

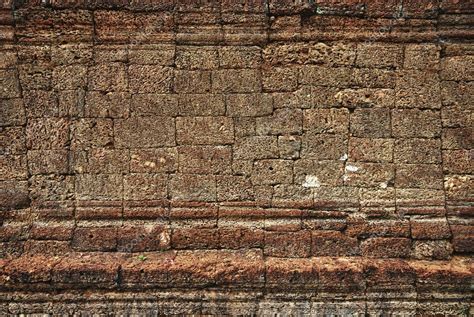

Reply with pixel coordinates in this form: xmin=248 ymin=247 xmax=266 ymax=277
xmin=1 ymin=251 xmax=472 ymax=292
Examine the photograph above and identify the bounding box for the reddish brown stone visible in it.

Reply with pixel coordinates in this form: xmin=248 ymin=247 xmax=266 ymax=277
xmin=311 ymin=231 xmax=359 ymax=256
xmin=361 ymin=237 xmax=411 ymax=258
xmin=264 ymin=231 xmax=311 ymax=258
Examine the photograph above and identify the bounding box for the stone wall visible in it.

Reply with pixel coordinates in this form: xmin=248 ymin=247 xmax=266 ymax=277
xmin=0 ymin=0 xmax=473 ymax=315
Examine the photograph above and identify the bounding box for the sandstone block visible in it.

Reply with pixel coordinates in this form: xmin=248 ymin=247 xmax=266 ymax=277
xmin=303 ymin=108 xmax=349 ymax=134
xmin=212 ymin=69 xmax=261 ymax=92
xmin=262 ymin=67 xmax=298 ymax=92
xmin=264 ymin=231 xmax=311 ymax=258
xmin=0 ymin=98 xmax=25 ymax=127
xmin=170 ymin=174 xmax=216 ymax=202
xmin=301 ymin=133 xmax=347 ymax=160
xmin=394 ymin=139 xmax=441 ymax=164
xmin=85 ymin=91 xmax=130 ymax=118
xmin=350 ymin=108 xmax=391 ymax=138
xmin=88 ymin=63 xmax=128 ymax=91
xmin=75 ymin=174 xmax=122 ymax=201
xmin=53 ymin=65 xmax=87 ymax=90
xmin=26 ymin=118 xmax=69 ymax=150
xmin=27 ymin=150 xmax=69 ymax=175
xmin=71 ymin=119 xmax=113 ymax=149
xmin=178 ymin=94 xmax=225 ymax=116
xmin=356 ymin=43 xmax=403 ymax=68
xmin=349 ymin=138 xmax=393 ymax=163
xmin=392 ymin=109 xmax=441 ymax=138
xmin=395 ymin=164 xmax=443 ymax=189
xmin=256 ymin=108 xmax=302 ymax=135
xmin=131 ymin=94 xmax=179 ymax=117
xmin=174 ymin=70 xmax=211 ymax=93
xmin=130 ymin=148 xmax=178 ymax=173
xmin=234 ymin=136 xmax=279 ymax=160
xmin=251 ymin=159 xmax=293 ymax=185
xmin=124 ymin=173 xmax=167 ymax=201
xmin=226 ymin=93 xmax=273 ymax=117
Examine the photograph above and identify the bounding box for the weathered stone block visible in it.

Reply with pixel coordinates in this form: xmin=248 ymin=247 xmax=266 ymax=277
xmin=85 ymin=91 xmax=130 ymax=118
xmin=217 ymin=175 xmax=254 ymax=201
xmin=174 ymin=70 xmax=211 ymax=93
xmin=349 ymin=138 xmax=393 ymax=163
xmin=27 ymin=150 xmax=69 ymax=175
xmin=301 ymin=133 xmax=347 ymax=160
xmin=356 ymin=43 xmax=403 ymax=68
xmin=71 ymin=227 xmax=117 ymax=251
xmin=178 ymin=146 xmax=232 ymax=174
xmin=72 ymin=149 xmax=129 ymax=174
xmin=218 ymin=46 xmax=261 ymax=68
xmin=394 ymin=139 xmax=441 ymax=164
xmin=128 ymin=46 xmax=175 ymax=65
xmin=392 ymin=109 xmax=441 ymax=138
xmin=303 ymin=108 xmax=349 ymax=134
xmin=294 ymin=159 xmax=344 ymax=187
xmin=88 ymin=63 xmax=128 ymax=91
xmin=412 ymin=240 xmax=453 ymax=260
xmin=129 ymin=65 xmax=173 ymax=93
xmin=226 ymin=93 xmax=273 ymax=117
xmin=442 ymin=128 xmax=473 ymax=150
xmin=395 ymin=164 xmax=443 ymax=189
xmin=411 ymin=219 xmax=451 ymax=240
xmin=115 ymin=117 xmax=175 ymax=148
xmin=26 ymin=118 xmax=70 ymax=150
xmin=176 ymin=116 xmax=234 ymax=145
xmin=130 ymin=148 xmax=178 ymax=173
xmin=75 ymin=174 xmax=122 ymax=201
xmin=300 ymin=66 xmax=353 ymax=87
xmin=234 ymin=136 xmax=279 ymax=160
xmin=0 ymin=69 xmax=21 ymax=98
xmin=71 ymin=119 xmax=113 ymax=149
xmin=361 ymin=237 xmax=411 ymax=258
xmin=117 ymin=224 xmax=170 ymax=252
xmin=176 ymin=46 xmax=219 ymax=70
xmin=344 ymin=162 xmax=395 ymax=188
xmin=178 ymin=94 xmax=225 ymax=116
xmin=212 ymin=69 xmax=261 ymax=92
xmin=0 ymin=155 xmax=28 ymax=180
xmin=335 ymin=88 xmax=394 ymax=108
xmin=440 ymin=56 xmax=474 ymax=81
xmin=312 ymin=231 xmax=359 ymax=256
xmin=264 ymin=231 xmax=311 ymax=258
xmin=404 ymin=44 xmax=440 ymax=70
xmin=170 ymin=174 xmax=216 ymax=202
xmin=256 ymin=108 xmax=302 ymax=135
xmin=131 ymin=94 xmax=179 ymax=117
xmin=350 ymin=108 xmax=391 ymax=138
xmin=0 ymin=98 xmax=25 ymax=127
xmin=53 ymin=65 xmax=87 ymax=90
xmin=124 ymin=173 xmax=167 ymax=200
xmin=278 ymin=135 xmax=301 ymax=159
xmin=353 ymin=68 xmax=396 ymax=88
xmin=262 ymin=67 xmax=298 ymax=92
xmin=395 ymin=70 xmax=441 ymax=109
xmin=442 ymin=150 xmax=473 ymax=174
xmin=251 ymin=159 xmax=293 ymax=185
xmin=18 ymin=63 xmax=52 ymax=91
xmin=30 ymin=175 xmax=75 ymax=202
xmin=0 ymin=127 xmax=25 ymax=154
xmin=23 ymin=90 xmax=59 ymax=118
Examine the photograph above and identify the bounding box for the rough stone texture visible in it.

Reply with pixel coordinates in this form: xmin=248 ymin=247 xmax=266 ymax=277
xmin=0 ymin=0 xmax=473 ymax=314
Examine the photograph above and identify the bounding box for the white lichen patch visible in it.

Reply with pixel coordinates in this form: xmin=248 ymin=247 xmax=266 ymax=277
xmin=345 ymin=164 xmax=359 ymax=172
xmin=302 ymin=175 xmax=321 ymax=188
xmin=339 ymin=153 xmax=348 ymax=161
xmin=379 ymin=182 xmax=388 ymax=189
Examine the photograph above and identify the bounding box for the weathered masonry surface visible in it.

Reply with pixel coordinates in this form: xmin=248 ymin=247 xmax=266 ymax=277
xmin=0 ymin=0 xmax=473 ymax=315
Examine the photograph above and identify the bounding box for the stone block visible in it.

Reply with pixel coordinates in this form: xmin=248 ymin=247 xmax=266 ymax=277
xmin=72 ymin=149 xmax=129 ymax=174
xmin=176 ymin=46 xmax=219 ymax=70
xmin=395 ymin=164 xmax=443 ymax=189
xmin=311 ymin=231 xmax=359 ymax=256
xmin=218 ymin=46 xmax=262 ymax=68
xmin=0 ymin=127 xmax=26 ymax=154
xmin=395 ymin=70 xmax=441 ymax=109
xmin=264 ymin=231 xmax=311 ymax=258
xmin=256 ymin=108 xmax=302 ymax=135
xmin=88 ymin=63 xmax=128 ymax=91
xmin=411 ymin=219 xmax=451 ymax=240
xmin=75 ymin=174 xmax=122 ymax=201
xmin=300 ymin=66 xmax=353 ymax=87
xmin=350 ymin=108 xmax=391 ymax=138
xmin=27 ymin=150 xmax=69 ymax=175
xmin=344 ymin=162 xmax=395 ymax=188
xmin=440 ymin=56 xmax=474 ymax=81
xmin=129 ymin=65 xmax=173 ymax=93
xmin=394 ymin=139 xmax=441 ymax=164
xmin=226 ymin=93 xmax=273 ymax=117
xmin=124 ymin=173 xmax=167 ymax=200
xmin=234 ymin=136 xmax=279 ymax=160
xmin=178 ymin=145 xmax=232 ymax=174
xmin=335 ymin=88 xmax=394 ymax=108
xmin=442 ymin=150 xmax=473 ymax=174
xmin=85 ymin=91 xmax=130 ymax=118
xmin=404 ymin=44 xmax=440 ymax=70
xmin=349 ymin=138 xmax=393 ymax=163
xmin=18 ymin=63 xmax=52 ymax=91
xmin=130 ymin=148 xmax=178 ymax=173
xmin=117 ymin=224 xmax=170 ymax=252
xmin=0 ymin=69 xmax=21 ymax=98
xmin=301 ymin=133 xmax=347 ymax=160
xmin=29 ymin=175 xmax=75 ymax=202
xmin=178 ymin=94 xmax=225 ymax=116
xmin=53 ymin=65 xmax=87 ymax=90
xmin=0 ymin=98 xmax=25 ymax=127
xmin=174 ymin=70 xmax=211 ymax=93
xmin=71 ymin=227 xmax=117 ymax=251
xmin=392 ymin=109 xmax=441 ymax=138
xmin=442 ymin=128 xmax=473 ymax=150
xmin=23 ymin=90 xmax=59 ymax=118
xmin=170 ymin=174 xmax=216 ymax=202
xmin=26 ymin=118 xmax=70 ymax=150
xmin=306 ymin=109 xmax=349 ymax=136
xmin=0 ymin=155 xmax=28 ymax=180
xmin=71 ymin=119 xmax=113 ymax=149
xmin=251 ymin=159 xmax=293 ymax=185
xmin=131 ymin=94 xmax=179 ymax=117
xmin=411 ymin=240 xmax=453 ymax=260
xmin=176 ymin=116 xmax=234 ymax=145
xmin=278 ymin=135 xmax=301 ymax=159
xmin=115 ymin=117 xmax=175 ymax=148
xmin=262 ymin=67 xmax=298 ymax=92
xmin=353 ymin=68 xmax=396 ymax=88
xmin=212 ymin=69 xmax=261 ymax=92
xmin=217 ymin=175 xmax=254 ymax=201
xmin=294 ymin=159 xmax=344 ymax=187
xmin=361 ymin=238 xmax=411 ymax=258
xmin=356 ymin=43 xmax=403 ymax=68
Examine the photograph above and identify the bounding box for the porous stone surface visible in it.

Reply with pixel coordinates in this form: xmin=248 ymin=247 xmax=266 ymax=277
xmin=0 ymin=0 xmax=473 ymax=314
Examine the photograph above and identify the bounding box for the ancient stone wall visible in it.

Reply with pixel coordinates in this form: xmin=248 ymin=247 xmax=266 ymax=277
xmin=0 ymin=0 xmax=473 ymax=315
